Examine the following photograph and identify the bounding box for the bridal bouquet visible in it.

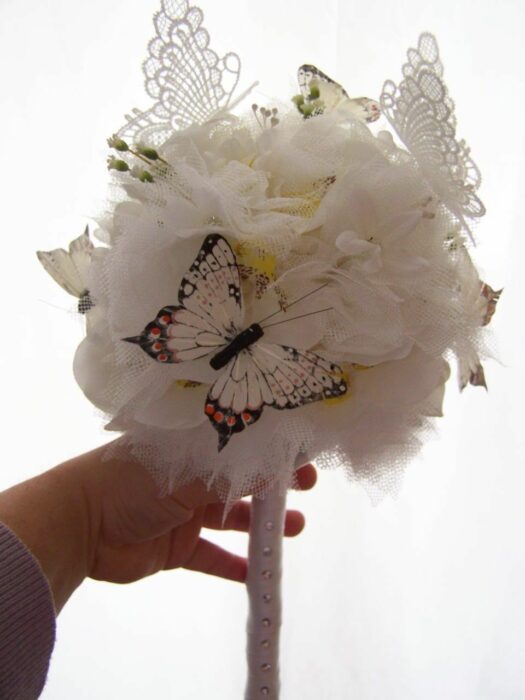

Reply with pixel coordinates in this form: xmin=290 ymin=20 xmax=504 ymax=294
xmin=37 ymin=2 xmax=499 ymax=696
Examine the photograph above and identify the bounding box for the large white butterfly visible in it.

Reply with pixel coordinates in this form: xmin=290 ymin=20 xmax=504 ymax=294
xmin=37 ymin=227 xmax=95 ymax=314
xmin=124 ymin=234 xmax=347 ymax=450
xmin=297 ymin=64 xmax=380 ymax=123
xmin=380 ymin=33 xmax=485 ymax=236
xmin=117 ymin=0 xmax=248 ymax=146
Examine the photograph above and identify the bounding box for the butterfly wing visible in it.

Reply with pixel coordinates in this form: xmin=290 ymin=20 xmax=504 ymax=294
xmin=251 ymin=342 xmax=347 ymax=409
xmin=480 ymin=282 xmax=502 ymax=326
xmin=125 ymin=234 xmax=243 ymax=363
xmin=37 ymin=226 xmax=93 ymax=298
xmin=380 ymin=33 xmax=485 ymax=229
xmin=118 ymin=0 xmax=241 ymax=146
xmin=298 ymin=64 xmax=380 ymax=122
xmin=178 ymin=234 xmax=243 ymax=330
xmin=205 ymin=352 xmax=264 ymax=450
xmin=205 ymin=342 xmax=347 ymax=450
xmin=298 ymin=64 xmax=349 ymax=101
xmin=344 ymin=96 xmax=381 ymax=123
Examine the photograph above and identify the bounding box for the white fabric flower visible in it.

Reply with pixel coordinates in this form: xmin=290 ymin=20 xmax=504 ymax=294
xmin=335 ymin=230 xmax=382 ymax=273
xmin=69 ymin=103 xmax=492 ymax=503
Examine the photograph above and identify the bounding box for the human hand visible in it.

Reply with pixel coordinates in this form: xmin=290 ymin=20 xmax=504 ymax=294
xmin=0 ymin=442 xmax=316 ymax=613
xmin=78 ymin=443 xmax=316 ymax=586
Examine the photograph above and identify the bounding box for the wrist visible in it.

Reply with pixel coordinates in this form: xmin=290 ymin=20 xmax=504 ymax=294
xmin=0 ymin=459 xmax=96 ymax=613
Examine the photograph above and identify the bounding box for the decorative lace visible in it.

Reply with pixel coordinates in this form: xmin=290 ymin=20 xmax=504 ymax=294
xmin=118 ymin=0 xmax=242 ymax=145
xmin=380 ymin=33 xmax=485 ymax=237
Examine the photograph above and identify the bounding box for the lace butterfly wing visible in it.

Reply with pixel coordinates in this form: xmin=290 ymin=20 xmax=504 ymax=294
xmin=125 ymin=234 xmax=243 ymax=363
xmin=118 ymin=0 xmax=241 ymax=145
xmin=206 ymin=342 xmax=347 ymax=450
xmin=380 ymin=33 xmax=485 ymax=232
xmin=298 ymin=64 xmax=380 ymax=122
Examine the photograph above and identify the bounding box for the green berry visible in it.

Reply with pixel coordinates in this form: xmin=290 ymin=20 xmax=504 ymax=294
xmin=139 ymin=170 xmax=154 ymax=183
xmin=107 ymin=156 xmax=129 ymax=172
xmin=107 ymin=135 xmax=129 ymax=152
xmin=300 ymin=103 xmax=315 ymax=117
xmin=135 ymin=144 xmax=161 ymax=161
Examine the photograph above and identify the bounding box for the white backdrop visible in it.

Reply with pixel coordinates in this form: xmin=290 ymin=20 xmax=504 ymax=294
xmin=0 ymin=0 xmax=524 ymax=697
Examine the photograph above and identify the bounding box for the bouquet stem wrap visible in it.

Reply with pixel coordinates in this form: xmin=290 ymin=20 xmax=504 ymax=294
xmin=245 ymin=484 xmax=287 ymax=699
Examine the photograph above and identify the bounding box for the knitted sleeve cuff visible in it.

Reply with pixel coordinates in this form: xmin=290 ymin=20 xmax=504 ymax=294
xmin=0 ymin=521 xmax=56 ymax=700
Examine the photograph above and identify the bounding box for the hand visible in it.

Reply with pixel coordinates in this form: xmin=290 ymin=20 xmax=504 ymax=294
xmin=80 ymin=443 xmax=316 ymax=585
xmin=0 ymin=442 xmax=316 ymax=613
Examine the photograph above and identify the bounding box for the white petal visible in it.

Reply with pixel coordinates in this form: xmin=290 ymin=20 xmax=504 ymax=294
xmin=132 ymin=382 xmax=208 ymax=429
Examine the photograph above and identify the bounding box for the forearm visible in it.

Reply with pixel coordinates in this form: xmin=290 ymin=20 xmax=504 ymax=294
xmin=0 ymin=461 xmax=93 ymax=613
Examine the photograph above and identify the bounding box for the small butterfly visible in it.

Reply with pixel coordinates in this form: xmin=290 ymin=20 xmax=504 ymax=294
xmin=124 ymin=234 xmax=347 ymax=451
xmin=295 ymin=64 xmax=380 ymax=122
xmin=459 ymin=280 xmax=501 ymax=391
xmin=37 ymin=227 xmax=95 ymax=314
xmin=480 ymin=282 xmax=502 ymax=327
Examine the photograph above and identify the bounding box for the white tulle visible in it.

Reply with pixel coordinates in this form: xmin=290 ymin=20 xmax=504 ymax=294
xmin=48 ymin=9 xmax=494 ymax=506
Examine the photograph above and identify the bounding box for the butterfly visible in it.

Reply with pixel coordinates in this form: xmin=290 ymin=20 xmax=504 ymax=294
xmin=37 ymin=227 xmax=95 ymax=314
xmin=117 ymin=0 xmax=248 ymax=146
xmin=380 ymin=33 xmax=485 ymax=237
xmin=480 ymin=282 xmax=502 ymax=327
xmin=124 ymin=234 xmax=347 ymax=450
xmin=296 ymin=64 xmax=380 ymax=123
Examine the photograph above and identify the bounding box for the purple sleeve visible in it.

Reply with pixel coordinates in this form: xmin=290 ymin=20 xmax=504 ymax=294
xmin=0 ymin=522 xmax=56 ymax=700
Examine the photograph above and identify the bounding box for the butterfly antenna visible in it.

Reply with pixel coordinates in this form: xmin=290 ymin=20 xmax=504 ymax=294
xmin=257 ymin=283 xmax=329 ymax=325
xmin=37 ymin=298 xmax=74 ymax=315
xmin=261 ymin=306 xmax=333 ymax=329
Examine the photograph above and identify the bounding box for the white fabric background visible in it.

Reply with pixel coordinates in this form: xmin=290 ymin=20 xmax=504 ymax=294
xmin=0 ymin=0 xmax=524 ymax=697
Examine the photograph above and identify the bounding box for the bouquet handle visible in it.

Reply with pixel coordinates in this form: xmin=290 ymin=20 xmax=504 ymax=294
xmin=244 ymin=483 xmax=287 ymax=699
xmin=245 ymin=453 xmax=306 ymax=699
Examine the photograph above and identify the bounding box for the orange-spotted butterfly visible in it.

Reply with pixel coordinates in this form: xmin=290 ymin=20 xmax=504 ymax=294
xmin=124 ymin=234 xmax=347 ymax=450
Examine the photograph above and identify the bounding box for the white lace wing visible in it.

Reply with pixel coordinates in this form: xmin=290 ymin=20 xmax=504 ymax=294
xmin=37 ymin=226 xmax=93 ymax=297
xmin=118 ymin=0 xmax=241 ymax=145
xmin=124 ymin=234 xmax=244 ymax=363
xmin=205 ymin=342 xmax=347 ymax=450
xmin=380 ymin=33 xmax=485 ymax=233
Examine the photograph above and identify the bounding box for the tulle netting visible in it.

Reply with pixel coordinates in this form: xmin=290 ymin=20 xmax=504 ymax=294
xmin=74 ymin=106 xmax=492 ymax=505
